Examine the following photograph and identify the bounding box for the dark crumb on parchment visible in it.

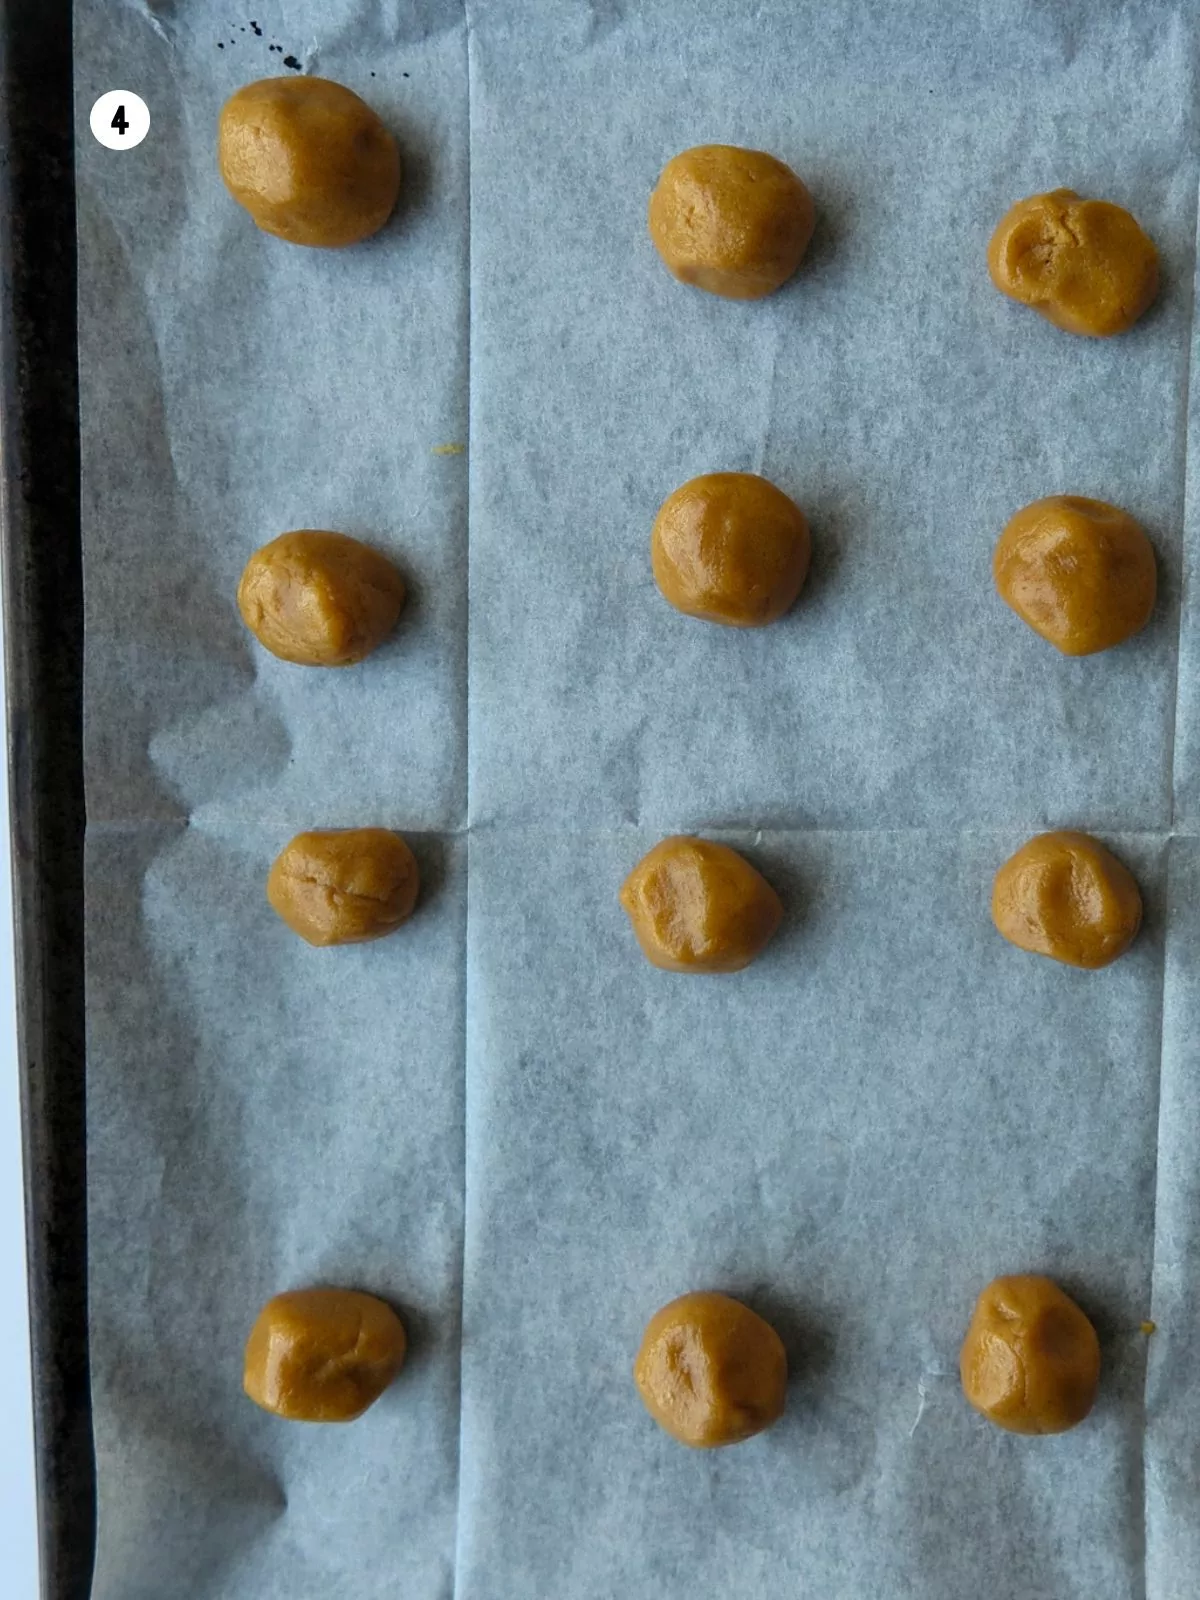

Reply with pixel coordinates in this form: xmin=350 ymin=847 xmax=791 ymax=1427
xmin=218 ymin=22 xmax=302 ymax=70
xmin=403 ymin=71 xmax=410 ymax=77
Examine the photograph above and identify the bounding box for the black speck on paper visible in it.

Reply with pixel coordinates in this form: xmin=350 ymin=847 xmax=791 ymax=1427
xmin=283 ymin=55 xmax=302 ymax=71
xmin=250 ymin=19 xmax=262 ymax=34
xmin=217 ymin=40 xmax=224 ymax=48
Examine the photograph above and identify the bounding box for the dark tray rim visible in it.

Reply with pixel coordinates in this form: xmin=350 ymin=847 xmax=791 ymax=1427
xmin=0 ymin=2 xmax=96 ymax=1596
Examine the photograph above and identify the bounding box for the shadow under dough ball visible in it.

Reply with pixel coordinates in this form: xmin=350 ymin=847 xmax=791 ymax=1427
xmin=992 ymin=830 xmax=1142 ymax=969
xmin=238 ymin=530 xmax=406 ymax=667
xmin=988 ymin=189 xmax=1158 ymax=337
xmin=635 ymin=1291 xmax=787 ymax=1447
xmin=219 ymin=76 xmax=401 ymax=247
xmin=960 ymin=1275 xmax=1100 ymax=1435
xmin=268 ymin=828 xmax=420 ymax=947
xmin=652 ymin=472 xmax=811 ymax=625
xmin=648 ymin=144 xmax=815 ymax=300
xmin=620 ymin=836 xmax=783 ymax=973
xmin=244 ymin=1288 xmax=407 ymax=1422
xmin=994 ymin=495 xmax=1156 ymax=656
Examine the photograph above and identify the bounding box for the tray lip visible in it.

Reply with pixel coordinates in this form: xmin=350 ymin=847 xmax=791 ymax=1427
xmin=0 ymin=2 xmax=96 ymax=1596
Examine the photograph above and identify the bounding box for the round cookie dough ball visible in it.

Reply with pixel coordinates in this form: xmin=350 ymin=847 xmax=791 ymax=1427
xmin=995 ymin=496 xmax=1156 ymax=656
xmin=992 ymin=831 xmax=1141 ymax=970
xmin=244 ymin=1288 xmax=407 ymax=1422
xmin=987 ymin=189 xmax=1158 ymax=337
xmin=635 ymin=1290 xmax=787 ymax=1447
xmin=268 ymin=828 xmax=420 ymax=947
xmin=652 ymin=472 xmax=811 ymax=626
xmin=960 ymin=1275 xmax=1100 ymax=1435
xmin=219 ymin=76 xmax=401 ymax=248
xmin=648 ymin=145 xmax=815 ymax=300
xmin=238 ymin=530 xmax=406 ymax=667
xmin=620 ymin=836 xmax=782 ymax=973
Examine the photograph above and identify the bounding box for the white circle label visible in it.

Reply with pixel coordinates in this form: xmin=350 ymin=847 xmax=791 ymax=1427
xmin=89 ymin=91 xmax=150 ymax=151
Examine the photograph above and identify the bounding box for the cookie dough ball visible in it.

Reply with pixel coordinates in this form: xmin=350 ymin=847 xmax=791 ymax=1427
xmin=635 ymin=1291 xmax=787 ymax=1448
xmin=988 ymin=189 xmax=1158 ymax=337
xmin=244 ymin=1288 xmax=407 ymax=1422
xmin=992 ymin=831 xmax=1141 ymax=970
xmin=648 ymin=145 xmax=815 ymax=300
xmin=238 ymin=530 xmax=406 ymax=667
xmin=219 ymin=77 xmax=401 ymax=248
xmin=620 ymin=836 xmax=782 ymax=973
xmin=995 ymin=496 xmax=1156 ymax=656
xmin=268 ymin=828 xmax=420 ymax=947
xmin=652 ymin=473 xmax=811 ymax=626
xmin=960 ymin=1275 xmax=1100 ymax=1435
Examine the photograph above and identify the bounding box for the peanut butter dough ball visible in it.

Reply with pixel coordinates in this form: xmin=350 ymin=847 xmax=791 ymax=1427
xmin=960 ymin=1275 xmax=1100 ymax=1435
xmin=244 ymin=1288 xmax=407 ymax=1422
xmin=648 ymin=145 xmax=815 ymax=300
xmin=635 ymin=1291 xmax=787 ymax=1447
xmin=219 ymin=76 xmax=401 ymax=248
xmin=652 ymin=473 xmax=811 ymax=626
xmin=988 ymin=189 xmax=1158 ymax=337
xmin=992 ymin=831 xmax=1141 ymax=970
xmin=995 ymin=496 xmax=1156 ymax=656
xmin=268 ymin=828 xmax=420 ymax=947
xmin=238 ymin=530 xmax=406 ymax=667
xmin=620 ymin=836 xmax=783 ymax=973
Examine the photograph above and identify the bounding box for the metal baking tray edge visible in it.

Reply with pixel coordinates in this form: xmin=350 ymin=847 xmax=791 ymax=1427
xmin=0 ymin=2 xmax=96 ymax=1596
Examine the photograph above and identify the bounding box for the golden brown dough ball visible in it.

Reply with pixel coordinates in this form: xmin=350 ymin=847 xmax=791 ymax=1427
xmin=268 ymin=828 xmax=420 ymax=947
xmin=987 ymin=189 xmax=1158 ymax=337
xmin=634 ymin=1291 xmax=787 ymax=1447
xmin=244 ymin=1288 xmax=407 ymax=1422
xmin=648 ymin=145 xmax=815 ymax=300
xmin=620 ymin=836 xmax=782 ymax=973
xmin=652 ymin=473 xmax=811 ymax=626
xmin=994 ymin=496 xmax=1156 ymax=656
xmin=219 ymin=76 xmax=401 ymax=248
xmin=992 ymin=831 xmax=1141 ymax=970
xmin=960 ymin=1275 xmax=1100 ymax=1435
xmin=238 ymin=530 xmax=406 ymax=668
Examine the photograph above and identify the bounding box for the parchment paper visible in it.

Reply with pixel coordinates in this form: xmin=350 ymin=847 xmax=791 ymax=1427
xmin=76 ymin=1 xmax=1200 ymax=1596
xmin=78 ymin=3 xmax=470 ymax=1596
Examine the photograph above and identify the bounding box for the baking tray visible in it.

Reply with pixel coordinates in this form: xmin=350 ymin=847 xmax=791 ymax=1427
xmin=9 ymin=3 xmax=1200 ymax=1595
xmin=0 ymin=2 xmax=96 ymax=1596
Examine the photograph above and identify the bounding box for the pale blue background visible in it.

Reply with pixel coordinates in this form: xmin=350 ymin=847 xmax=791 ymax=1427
xmin=0 ymin=601 xmax=43 ymax=1595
